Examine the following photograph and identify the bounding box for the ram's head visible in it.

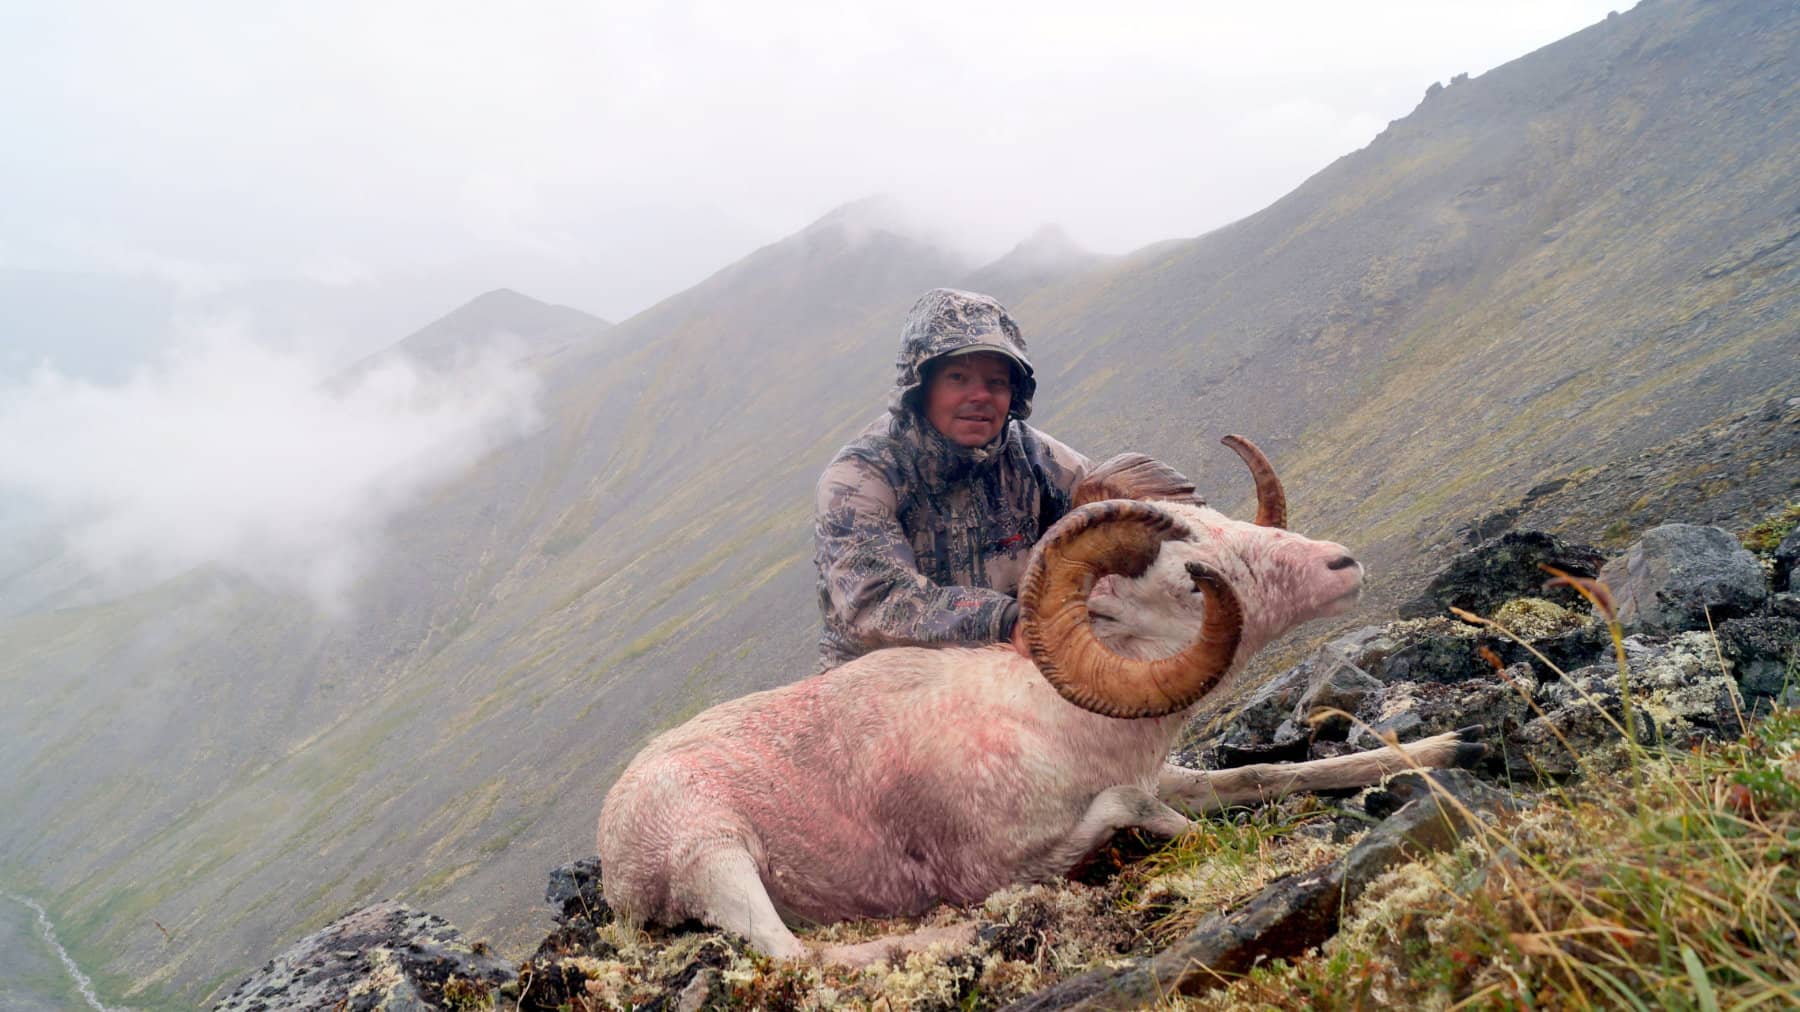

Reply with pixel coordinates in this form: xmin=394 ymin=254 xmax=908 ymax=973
xmin=1018 ymin=436 xmax=1361 ymax=718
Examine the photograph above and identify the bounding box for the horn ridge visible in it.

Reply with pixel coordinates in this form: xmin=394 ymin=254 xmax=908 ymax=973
xmin=1019 ymin=500 xmax=1245 ymax=718
xmin=1220 ymin=434 xmax=1287 ymax=529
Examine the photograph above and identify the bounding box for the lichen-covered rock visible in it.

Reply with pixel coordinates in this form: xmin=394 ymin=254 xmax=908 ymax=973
xmin=1398 ymin=530 xmax=1607 ymax=619
xmin=1510 ymin=633 xmax=1742 ymax=778
xmin=1600 ymin=523 xmax=1769 ymax=634
xmin=213 ymin=902 xmax=514 ymax=1012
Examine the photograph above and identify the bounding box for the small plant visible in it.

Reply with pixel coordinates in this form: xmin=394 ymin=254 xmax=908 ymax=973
xmin=440 ymin=975 xmax=494 ymax=1010
xmin=1741 ymin=501 xmax=1800 ymax=555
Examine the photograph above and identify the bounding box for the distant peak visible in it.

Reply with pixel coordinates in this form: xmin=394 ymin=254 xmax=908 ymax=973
xmin=466 ymin=287 xmax=547 ymax=310
xmin=1009 ymin=224 xmax=1087 ymax=259
xmin=810 ymin=194 xmax=909 ymax=231
xmin=800 ymin=194 xmax=957 ymax=252
xmin=971 ymin=224 xmax=1101 ymax=280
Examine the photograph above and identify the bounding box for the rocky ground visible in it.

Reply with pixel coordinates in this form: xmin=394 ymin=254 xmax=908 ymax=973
xmin=216 ymin=508 xmax=1800 ymax=1011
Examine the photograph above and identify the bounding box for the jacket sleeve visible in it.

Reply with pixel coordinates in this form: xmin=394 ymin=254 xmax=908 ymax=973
xmin=814 ymin=452 xmax=1018 ymax=656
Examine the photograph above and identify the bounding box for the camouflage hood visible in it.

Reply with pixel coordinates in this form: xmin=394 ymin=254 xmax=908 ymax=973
xmin=888 ymin=288 xmax=1038 ymax=422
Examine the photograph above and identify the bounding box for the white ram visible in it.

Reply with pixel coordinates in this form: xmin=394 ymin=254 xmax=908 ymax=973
xmin=597 ymin=437 xmax=1481 ymax=963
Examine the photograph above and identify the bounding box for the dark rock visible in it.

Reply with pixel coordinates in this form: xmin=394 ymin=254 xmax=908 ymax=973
xmin=1187 ymin=653 xmax=1315 ymax=753
xmin=213 ymin=902 xmax=514 ymax=1011
xmin=1599 ymin=524 xmax=1768 ymax=634
xmin=1459 ymin=506 xmax=1523 ymax=544
xmin=1771 ymin=592 xmax=1800 ymax=620
xmin=1775 ymin=526 xmax=1800 ymax=592
xmin=1715 ymin=615 xmax=1800 ymax=704
xmin=1347 ymin=666 xmax=1534 ymax=772
xmin=1210 ymin=737 xmax=1313 ymax=768
xmin=545 ymin=856 xmax=610 ymax=927
xmin=1298 ymin=663 xmax=1383 ymax=740
xmin=1399 ymin=530 xmax=1607 ymax=619
xmin=533 ymin=857 xmax=616 ymax=963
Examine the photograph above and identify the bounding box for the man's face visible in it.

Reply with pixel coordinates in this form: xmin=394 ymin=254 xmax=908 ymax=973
xmin=923 ymin=351 xmax=1013 ymax=447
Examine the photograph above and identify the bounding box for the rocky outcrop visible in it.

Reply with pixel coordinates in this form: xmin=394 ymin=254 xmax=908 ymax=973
xmin=223 ymin=513 xmax=1800 ymax=1011
xmin=1398 ymin=530 xmax=1606 ymax=619
xmin=213 ymin=903 xmax=514 ymax=1012
xmin=1005 ymin=770 xmax=1515 ymax=1011
xmin=1185 ymin=523 xmax=1797 ymax=784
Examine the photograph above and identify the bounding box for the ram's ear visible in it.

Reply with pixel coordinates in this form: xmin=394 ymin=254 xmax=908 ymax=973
xmin=1071 ymin=454 xmax=1204 ymax=508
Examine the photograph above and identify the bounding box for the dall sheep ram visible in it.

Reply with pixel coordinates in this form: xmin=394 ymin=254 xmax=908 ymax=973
xmin=597 ymin=437 xmax=1482 ymax=964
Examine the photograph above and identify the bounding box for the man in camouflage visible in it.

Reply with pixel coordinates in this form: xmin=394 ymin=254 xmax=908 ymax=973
xmin=814 ymin=288 xmax=1092 ymax=670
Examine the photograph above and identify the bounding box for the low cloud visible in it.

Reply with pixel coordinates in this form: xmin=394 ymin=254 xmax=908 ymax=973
xmin=0 ymin=323 xmax=542 ymax=612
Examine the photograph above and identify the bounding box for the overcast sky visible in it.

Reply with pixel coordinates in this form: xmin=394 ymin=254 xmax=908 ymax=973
xmin=3 ymin=2 xmax=1620 ymax=336
xmin=0 ymin=1 xmax=1624 ymax=609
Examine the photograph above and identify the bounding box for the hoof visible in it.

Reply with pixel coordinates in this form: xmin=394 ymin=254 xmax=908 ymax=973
xmin=1452 ymin=725 xmax=1489 ymax=767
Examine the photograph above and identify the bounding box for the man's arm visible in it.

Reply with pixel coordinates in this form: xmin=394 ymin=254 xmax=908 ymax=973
xmin=814 ymin=453 xmax=1018 ymax=658
xmin=1027 ymin=427 xmax=1095 ymax=497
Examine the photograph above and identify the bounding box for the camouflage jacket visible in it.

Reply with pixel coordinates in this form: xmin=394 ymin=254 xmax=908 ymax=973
xmin=813 ymin=411 xmax=1091 ymax=669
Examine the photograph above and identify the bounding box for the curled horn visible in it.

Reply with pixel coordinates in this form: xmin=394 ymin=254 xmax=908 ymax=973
xmin=1019 ymin=500 xmax=1244 ymax=718
xmin=1220 ymin=434 xmax=1287 ymax=529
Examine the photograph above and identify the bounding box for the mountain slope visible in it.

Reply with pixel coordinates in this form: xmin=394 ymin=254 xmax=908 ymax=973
xmin=0 ymin=206 xmax=973 ymax=1007
xmin=1010 ymin=0 xmax=1798 ymax=605
xmin=1 ymin=1 xmax=1795 ymax=1007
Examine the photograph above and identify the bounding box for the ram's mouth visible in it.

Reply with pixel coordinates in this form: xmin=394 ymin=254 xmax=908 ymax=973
xmin=1322 ymin=584 xmax=1363 ymax=614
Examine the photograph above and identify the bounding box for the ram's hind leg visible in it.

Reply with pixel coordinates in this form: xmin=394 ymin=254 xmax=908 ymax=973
xmin=1159 ymin=726 xmax=1487 ymax=815
xmin=817 ymin=922 xmax=980 ymax=968
xmin=671 ymin=845 xmax=808 ymax=962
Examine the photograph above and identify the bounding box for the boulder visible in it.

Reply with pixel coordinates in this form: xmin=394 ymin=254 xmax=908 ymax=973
xmin=1600 ymin=524 xmax=1768 ymax=634
xmin=213 ymin=902 xmax=514 ymax=1012
xmin=1399 ymin=531 xmax=1607 ymax=619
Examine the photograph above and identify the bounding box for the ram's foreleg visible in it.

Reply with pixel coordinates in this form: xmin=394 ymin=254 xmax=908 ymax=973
xmin=1015 ymin=784 xmax=1193 ymax=883
xmin=1157 ymin=726 xmax=1486 ymax=816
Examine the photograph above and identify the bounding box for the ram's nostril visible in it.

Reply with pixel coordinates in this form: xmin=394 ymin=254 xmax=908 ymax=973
xmin=1326 ymin=555 xmax=1359 ymax=571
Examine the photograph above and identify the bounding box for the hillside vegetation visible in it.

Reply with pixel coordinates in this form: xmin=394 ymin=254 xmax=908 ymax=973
xmin=0 ymin=1 xmax=1795 ymax=1007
